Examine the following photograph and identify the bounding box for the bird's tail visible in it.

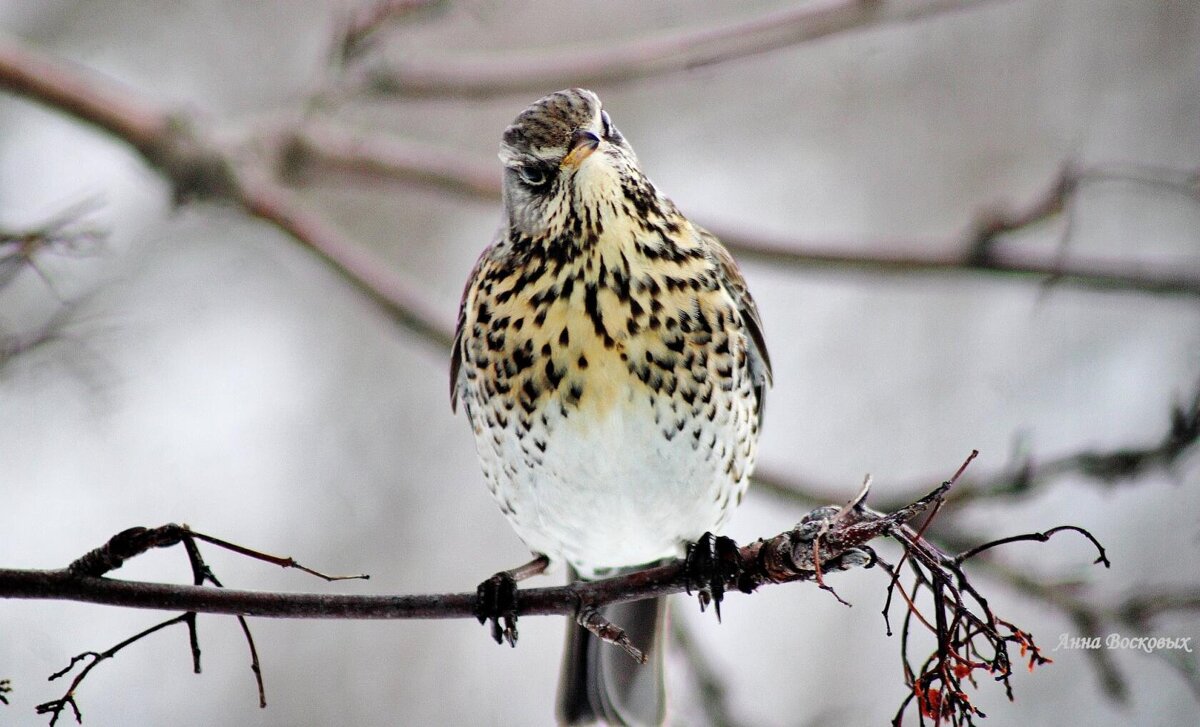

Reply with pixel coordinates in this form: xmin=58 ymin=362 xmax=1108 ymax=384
xmin=556 ymin=578 xmax=667 ymax=727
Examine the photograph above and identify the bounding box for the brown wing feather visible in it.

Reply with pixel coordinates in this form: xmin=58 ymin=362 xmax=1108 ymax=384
xmin=697 ymin=226 xmax=772 ymax=423
xmin=450 ymin=240 xmax=498 ymax=412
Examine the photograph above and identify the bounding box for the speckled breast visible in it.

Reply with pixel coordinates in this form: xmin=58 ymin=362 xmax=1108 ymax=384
xmin=457 ymin=235 xmax=761 ymax=576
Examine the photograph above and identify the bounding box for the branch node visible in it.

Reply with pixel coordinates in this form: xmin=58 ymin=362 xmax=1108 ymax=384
xmin=576 ymin=605 xmax=646 ymax=664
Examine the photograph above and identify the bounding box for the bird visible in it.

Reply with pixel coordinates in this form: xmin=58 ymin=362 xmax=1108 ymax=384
xmin=451 ymin=88 xmax=771 ymax=726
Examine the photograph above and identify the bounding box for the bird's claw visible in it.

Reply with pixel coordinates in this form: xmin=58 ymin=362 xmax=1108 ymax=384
xmin=475 ymin=571 xmax=519 ymax=646
xmin=684 ymin=532 xmax=742 ymax=622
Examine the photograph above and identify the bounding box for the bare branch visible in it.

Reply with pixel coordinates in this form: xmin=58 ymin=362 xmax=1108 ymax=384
xmin=710 ymin=165 xmax=1200 ymax=297
xmin=713 ymin=227 xmax=1200 ymax=298
xmin=755 ymin=381 xmax=1200 ymax=511
xmin=0 ymin=454 xmax=1112 ymax=725
xmin=3 ymin=32 xmax=1196 ymax=375
xmin=671 ymin=612 xmax=746 ymax=727
xmin=35 ymin=613 xmax=193 ymax=726
xmin=236 ymin=170 xmax=454 ymax=348
xmin=0 ymin=473 xmax=964 ymax=621
xmin=282 ymin=124 xmax=1200 ymax=299
xmin=279 ymin=121 xmax=500 ymax=200
xmin=0 ymin=33 xmax=454 ymax=351
xmin=335 ymin=0 xmax=447 ymax=65
xmin=0 ymin=197 xmax=106 ymax=291
xmin=30 ymin=523 xmax=355 ymax=723
xmin=0 ymin=33 xmax=167 ymax=157
xmin=361 ymin=0 xmax=998 ymax=98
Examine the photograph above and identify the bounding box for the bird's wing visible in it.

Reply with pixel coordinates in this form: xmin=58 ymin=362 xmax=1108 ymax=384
xmin=698 ymin=227 xmax=772 ymax=421
xmin=450 ymin=236 xmax=500 ymax=413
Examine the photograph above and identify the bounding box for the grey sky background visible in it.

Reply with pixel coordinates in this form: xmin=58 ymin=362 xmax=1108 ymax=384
xmin=2 ymin=1 xmax=1198 ymax=725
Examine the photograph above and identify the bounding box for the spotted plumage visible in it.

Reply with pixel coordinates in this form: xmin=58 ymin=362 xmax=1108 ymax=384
xmin=451 ymin=89 xmax=771 ymax=726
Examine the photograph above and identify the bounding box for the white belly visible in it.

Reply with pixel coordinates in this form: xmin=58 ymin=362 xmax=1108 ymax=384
xmin=468 ymin=383 xmax=754 ymax=578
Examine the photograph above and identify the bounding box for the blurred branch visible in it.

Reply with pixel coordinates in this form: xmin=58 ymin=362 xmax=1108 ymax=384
xmin=335 ymin=0 xmax=447 ymax=65
xmin=755 ymin=380 xmax=1200 ymax=511
xmin=681 ymin=164 xmax=1200 ymax=297
xmin=280 ymin=120 xmax=500 ymax=200
xmin=0 ymin=35 xmax=167 ymax=158
xmin=361 ymin=0 xmax=997 ymax=98
xmin=671 ymin=610 xmax=746 ymax=727
xmin=0 ymin=197 xmax=106 ymax=291
xmin=976 ymin=557 xmax=1200 ymax=704
xmin=0 ymin=32 xmax=454 ymax=350
xmin=282 ymin=124 xmax=1200 ymax=298
xmin=3 ymin=30 xmax=1197 ymax=375
xmin=237 ymin=170 xmax=454 ymax=347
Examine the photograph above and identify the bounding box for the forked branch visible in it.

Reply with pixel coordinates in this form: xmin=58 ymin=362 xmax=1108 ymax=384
xmin=32 ymin=525 xmax=368 ymax=725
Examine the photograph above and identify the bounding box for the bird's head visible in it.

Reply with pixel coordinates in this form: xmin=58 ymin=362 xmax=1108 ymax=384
xmin=499 ymin=88 xmax=643 ymax=240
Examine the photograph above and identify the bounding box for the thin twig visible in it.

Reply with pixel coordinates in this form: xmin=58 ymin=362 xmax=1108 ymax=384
xmin=181 ymin=534 xmax=267 ymax=709
xmin=0 ymin=196 xmax=106 ymax=291
xmin=954 ymin=525 xmax=1111 ymax=567
xmin=187 ymin=528 xmax=369 ymax=582
xmin=35 ymin=614 xmax=193 ymax=726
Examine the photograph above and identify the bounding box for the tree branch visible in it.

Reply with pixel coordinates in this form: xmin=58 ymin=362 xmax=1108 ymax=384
xmin=334 ymin=0 xmax=447 ymax=65
xmin=280 ymin=120 xmax=501 ymax=200
xmin=0 ymin=35 xmax=167 ymax=158
xmin=755 ymin=380 xmax=1200 ymax=512
xmin=0 ymin=453 xmax=1113 ymax=725
xmin=282 ymin=123 xmax=1200 ymax=298
xmin=3 ymin=29 xmax=1197 ymax=375
xmin=0 ymin=32 xmax=454 ymax=351
xmin=975 ymin=557 xmax=1200 ymax=704
xmin=361 ymin=0 xmax=999 ymax=98
xmin=236 ymin=170 xmax=454 ymax=348
xmin=0 ymin=462 xmax=962 ymax=620
xmin=671 ymin=612 xmax=746 ymax=727
xmin=0 ymin=196 xmax=106 ymax=292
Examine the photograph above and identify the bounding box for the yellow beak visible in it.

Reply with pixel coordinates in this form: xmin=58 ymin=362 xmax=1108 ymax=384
xmin=561 ymin=130 xmax=601 ymax=169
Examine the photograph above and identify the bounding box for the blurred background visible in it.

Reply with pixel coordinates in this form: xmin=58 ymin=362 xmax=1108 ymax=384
xmin=1 ymin=1 xmax=1198 ymax=725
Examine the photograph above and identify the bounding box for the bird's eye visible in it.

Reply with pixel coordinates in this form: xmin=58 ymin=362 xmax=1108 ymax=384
xmin=517 ymin=165 xmax=551 ymax=189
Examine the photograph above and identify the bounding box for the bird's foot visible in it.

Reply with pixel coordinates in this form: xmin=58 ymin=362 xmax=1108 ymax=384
xmin=475 ymin=571 xmax=519 ymax=646
xmin=474 ymin=555 xmax=550 ymax=647
xmin=685 ymin=532 xmax=742 ymax=622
